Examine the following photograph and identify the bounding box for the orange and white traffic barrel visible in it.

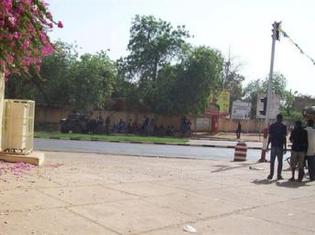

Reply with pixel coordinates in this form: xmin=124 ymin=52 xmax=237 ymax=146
xmin=234 ymin=141 xmax=247 ymax=161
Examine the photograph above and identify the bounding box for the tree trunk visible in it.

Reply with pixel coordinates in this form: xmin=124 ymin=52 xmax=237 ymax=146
xmin=0 ymin=71 xmax=4 ymax=151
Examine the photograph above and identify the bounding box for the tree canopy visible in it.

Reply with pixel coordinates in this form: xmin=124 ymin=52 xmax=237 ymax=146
xmin=68 ymin=51 xmax=116 ymax=110
xmin=6 ymin=41 xmax=117 ymax=110
xmin=117 ymin=15 xmax=225 ymax=115
xmin=243 ymin=73 xmax=299 ymax=119
xmin=6 ymin=13 xmax=308 ymax=119
xmin=118 ymin=15 xmax=190 ymax=83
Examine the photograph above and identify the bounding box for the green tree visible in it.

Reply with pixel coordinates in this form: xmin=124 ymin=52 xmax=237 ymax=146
xmin=281 ymin=89 xmax=303 ymax=122
xmin=5 ymin=73 xmax=39 ymax=100
xmin=68 ymin=51 xmax=117 ymax=110
xmin=36 ymin=41 xmax=78 ymax=106
xmin=118 ymin=15 xmax=225 ymax=115
xmin=261 ymin=73 xmax=287 ymax=98
xmin=117 ymin=15 xmax=191 ymax=112
xmin=243 ymin=79 xmax=264 ymax=118
xmin=6 ymin=41 xmax=78 ymax=106
xmin=281 ymin=89 xmax=297 ymax=115
xmin=151 ymin=46 xmax=224 ymax=115
xmin=6 ymin=42 xmax=117 ymax=110
xmin=118 ymin=15 xmax=190 ymax=84
xmin=243 ymin=73 xmax=289 ymax=118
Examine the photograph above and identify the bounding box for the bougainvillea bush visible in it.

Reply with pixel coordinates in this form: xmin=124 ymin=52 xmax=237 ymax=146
xmin=0 ymin=0 xmax=62 ymax=76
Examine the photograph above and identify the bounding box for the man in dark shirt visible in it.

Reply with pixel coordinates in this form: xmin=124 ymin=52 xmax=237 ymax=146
xmin=267 ymin=114 xmax=287 ymax=180
xmin=289 ymin=120 xmax=308 ymax=182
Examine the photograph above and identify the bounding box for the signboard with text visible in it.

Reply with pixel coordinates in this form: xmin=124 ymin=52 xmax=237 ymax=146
xmin=231 ymin=100 xmax=251 ymax=119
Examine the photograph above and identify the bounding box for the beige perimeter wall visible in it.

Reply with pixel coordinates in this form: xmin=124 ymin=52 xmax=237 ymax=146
xmin=218 ymin=118 xmax=265 ymax=133
xmin=35 ymin=106 xmax=265 ymax=133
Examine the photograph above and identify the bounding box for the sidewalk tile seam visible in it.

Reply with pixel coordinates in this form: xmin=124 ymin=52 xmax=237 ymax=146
xmin=64 ymin=198 xmax=138 ymax=209
xmin=99 ymin=184 xmax=147 ymax=197
xmin=15 ymin=183 xmax=104 ymax=190
xmin=241 ymin=213 xmax=315 ymax=233
xmin=0 ymin=205 xmax=72 ymax=214
xmin=234 ymin=195 xmax=315 ymax=215
xmin=35 ymin=188 xmax=73 ymax=206
xmin=130 ymin=221 xmax=193 ymax=235
xmin=140 ymin=208 xmax=315 ymax=235
xmin=145 ymin=180 xmax=226 ymax=194
xmin=138 ymin=192 xmax=182 ymax=201
xmin=38 ymin=183 xmax=111 ymax=189
xmin=36 ymin=185 xmax=142 ymax=206
xmin=100 ymin=179 xmax=174 ymax=186
xmin=133 ymin=206 xmax=257 ymax=235
xmin=67 ymin=199 xmax=196 ymax=235
xmin=188 ymin=195 xmax=310 ymax=223
xmin=157 ymin=184 xmax=225 ymax=193
xmin=100 ymin=183 xmax=184 ymax=199
xmin=65 ymin=207 xmax=122 ymax=235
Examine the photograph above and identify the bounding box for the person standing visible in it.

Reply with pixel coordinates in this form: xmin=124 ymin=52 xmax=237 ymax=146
xmin=305 ymin=119 xmax=315 ymax=181
xmin=289 ymin=121 xmax=308 ymax=182
xmin=267 ymin=114 xmax=287 ymax=180
xmin=236 ymin=122 xmax=242 ymax=139
xmin=105 ymin=116 xmax=111 ymax=135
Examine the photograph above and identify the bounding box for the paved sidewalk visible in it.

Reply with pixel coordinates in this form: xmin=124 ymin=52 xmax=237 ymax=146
xmin=1 ymin=152 xmax=314 ymax=235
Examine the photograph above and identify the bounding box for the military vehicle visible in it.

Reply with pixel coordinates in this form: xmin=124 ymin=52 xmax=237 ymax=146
xmin=60 ymin=113 xmax=91 ymax=133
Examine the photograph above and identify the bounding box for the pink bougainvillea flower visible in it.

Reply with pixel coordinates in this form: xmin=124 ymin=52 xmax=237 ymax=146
xmin=21 ymin=40 xmax=30 ymax=50
xmin=0 ymin=0 xmax=62 ymax=76
xmin=46 ymin=11 xmax=53 ymax=20
xmin=8 ymin=16 xmax=17 ymax=27
xmin=57 ymin=21 xmax=63 ymax=28
xmin=13 ymin=32 xmax=20 ymax=39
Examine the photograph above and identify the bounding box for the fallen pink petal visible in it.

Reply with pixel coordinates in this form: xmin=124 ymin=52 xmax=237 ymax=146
xmin=0 ymin=161 xmax=34 ymax=176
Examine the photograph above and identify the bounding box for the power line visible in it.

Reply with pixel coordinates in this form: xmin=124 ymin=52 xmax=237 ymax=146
xmin=280 ymin=28 xmax=315 ymax=66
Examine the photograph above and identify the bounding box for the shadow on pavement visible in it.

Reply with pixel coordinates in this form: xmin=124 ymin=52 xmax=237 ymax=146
xmin=212 ymin=162 xmax=262 ymax=173
xmin=276 ymin=181 xmax=310 ymax=188
xmin=252 ymin=178 xmax=311 ymax=188
xmin=252 ymin=179 xmax=277 ymax=185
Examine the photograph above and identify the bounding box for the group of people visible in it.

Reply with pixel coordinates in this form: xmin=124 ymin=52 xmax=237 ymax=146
xmin=180 ymin=116 xmax=192 ymax=137
xmin=267 ymin=114 xmax=315 ymax=182
xmin=106 ymin=116 xmax=177 ymax=137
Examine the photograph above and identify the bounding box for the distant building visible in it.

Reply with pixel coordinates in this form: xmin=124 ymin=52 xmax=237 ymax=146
xmin=293 ymin=96 xmax=315 ymax=112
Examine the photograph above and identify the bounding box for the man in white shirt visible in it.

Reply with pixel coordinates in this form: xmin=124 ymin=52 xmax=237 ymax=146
xmin=305 ymin=119 xmax=315 ymax=181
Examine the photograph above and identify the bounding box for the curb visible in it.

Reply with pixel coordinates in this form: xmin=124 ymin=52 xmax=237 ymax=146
xmin=35 ymin=136 xmax=264 ymax=150
xmin=191 ymin=137 xmax=261 ymax=143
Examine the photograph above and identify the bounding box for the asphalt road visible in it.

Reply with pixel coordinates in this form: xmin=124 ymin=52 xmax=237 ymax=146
xmin=34 ymin=138 xmax=290 ymax=161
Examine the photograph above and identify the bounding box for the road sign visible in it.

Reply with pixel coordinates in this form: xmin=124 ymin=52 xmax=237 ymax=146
xmin=231 ymin=100 xmax=251 ymax=119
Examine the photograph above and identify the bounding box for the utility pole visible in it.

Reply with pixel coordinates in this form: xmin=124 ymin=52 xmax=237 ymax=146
xmin=223 ymin=47 xmax=231 ymax=90
xmin=265 ymin=21 xmax=281 ymax=125
xmin=259 ymin=21 xmax=281 ymax=163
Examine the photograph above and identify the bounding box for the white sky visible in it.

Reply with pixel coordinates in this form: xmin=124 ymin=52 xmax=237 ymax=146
xmin=48 ymin=0 xmax=315 ymax=96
